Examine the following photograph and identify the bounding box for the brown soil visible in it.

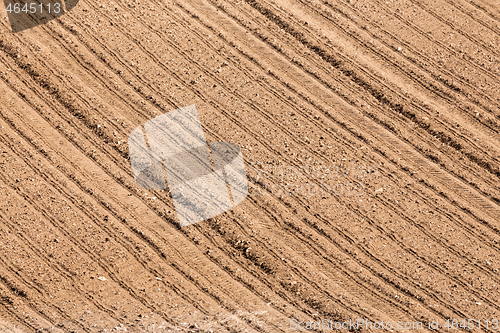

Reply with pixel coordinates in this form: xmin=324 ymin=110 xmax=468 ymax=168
xmin=1 ymin=0 xmax=499 ymax=331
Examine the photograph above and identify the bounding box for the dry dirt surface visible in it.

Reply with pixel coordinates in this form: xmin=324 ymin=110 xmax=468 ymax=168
xmin=0 ymin=0 xmax=500 ymax=331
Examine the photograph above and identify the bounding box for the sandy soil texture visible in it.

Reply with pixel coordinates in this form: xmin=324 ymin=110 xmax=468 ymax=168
xmin=0 ymin=0 xmax=500 ymax=331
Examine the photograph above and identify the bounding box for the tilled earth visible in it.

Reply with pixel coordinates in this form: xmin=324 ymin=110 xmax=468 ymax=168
xmin=0 ymin=0 xmax=500 ymax=331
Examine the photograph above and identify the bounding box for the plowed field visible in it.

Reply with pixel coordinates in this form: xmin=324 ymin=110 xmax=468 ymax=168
xmin=1 ymin=0 xmax=500 ymax=331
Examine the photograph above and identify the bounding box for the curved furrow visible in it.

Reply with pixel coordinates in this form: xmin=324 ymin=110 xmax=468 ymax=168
xmin=201 ymin=198 xmax=413 ymax=324
xmin=270 ymin=0 xmax=500 ymax=121
xmin=242 ymin=182 xmax=484 ymax=324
